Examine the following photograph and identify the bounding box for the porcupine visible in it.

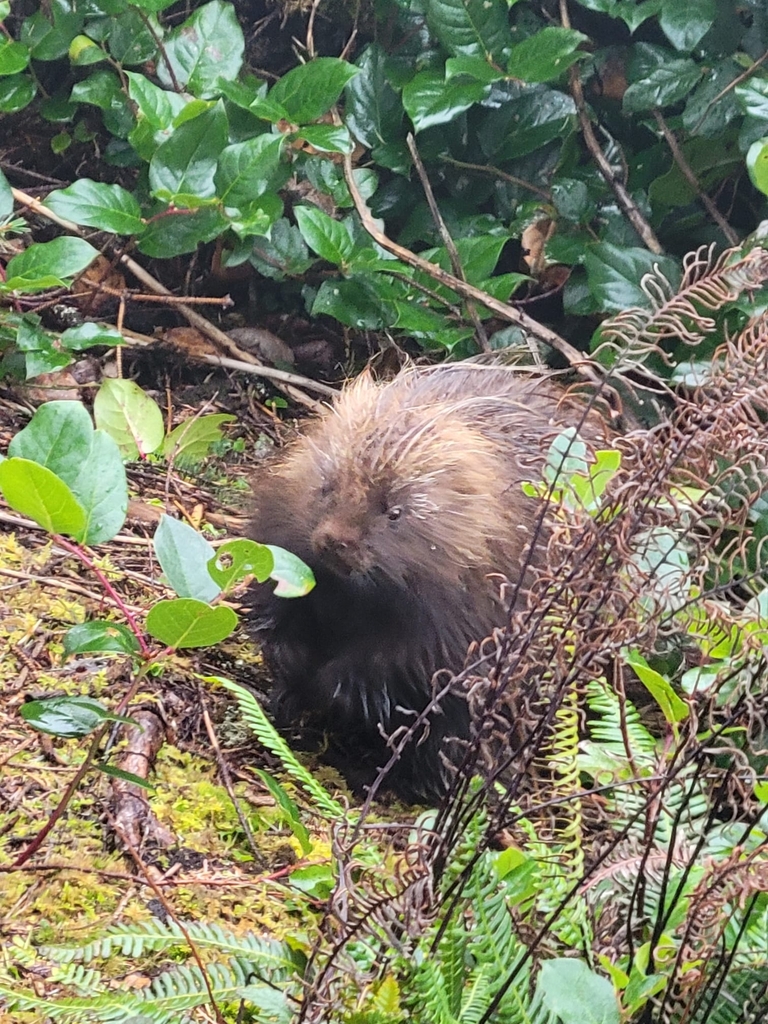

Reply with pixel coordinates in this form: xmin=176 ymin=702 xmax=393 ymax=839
xmin=248 ymin=363 xmax=592 ymax=802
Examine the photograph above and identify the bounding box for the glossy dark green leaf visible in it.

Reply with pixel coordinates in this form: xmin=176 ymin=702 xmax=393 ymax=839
xmin=70 ymin=69 xmax=121 ymax=109
xmin=402 ymin=70 xmax=488 ymax=132
xmin=312 ymin=277 xmax=387 ymax=329
xmin=214 ymin=134 xmax=284 ymax=207
xmin=268 ymin=57 xmax=359 ymax=124
xmin=478 ymin=84 xmax=576 ymax=160
xmin=424 ymin=0 xmax=512 ymax=60
xmin=226 ymin=193 xmax=283 ymax=239
xmin=63 ymin=621 xmax=140 ymax=657
xmin=3 ymin=237 xmax=99 ymax=293
xmin=249 ymin=219 xmax=314 ymax=280
xmin=153 ymin=514 xmax=221 ymax=602
xmin=294 ymin=124 xmax=353 ymax=154
xmin=68 ymin=35 xmax=105 ymax=67
xmin=22 ymin=3 xmax=84 ymax=61
xmin=149 ymin=102 xmax=228 ymax=203
xmin=682 ymin=59 xmax=740 ymax=137
xmin=0 ymin=38 xmax=30 ymax=76
xmin=126 ymin=70 xmax=186 ymax=131
xmin=145 ymin=598 xmax=238 ymax=649
xmin=584 ymin=243 xmax=681 ymax=312
xmin=659 ymin=0 xmax=715 ymax=52
xmin=445 ymin=55 xmax=504 ymax=84
xmin=60 ymin=323 xmax=124 ymax=351
xmin=0 ymin=73 xmax=36 ymax=112
xmin=20 ymin=694 xmax=132 ymax=738
xmin=506 ymin=27 xmax=587 ymax=84
xmin=574 ymin=0 xmax=661 ymax=33
xmin=207 ymin=538 xmax=274 ymax=589
xmin=138 ymin=206 xmax=228 ymax=258
xmin=44 ymin=180 xmax=144 ymax=235
xmin=158 ymin=0 xmax=245 ymax=99
xmin=0 ymin=168 xmax=11 ymax=219
xmin=345 ymin=44 xmax=405 ymax=157
xmin=295 ymin=207 xmax=354 ymax=266
xmin=107 ymin=8 xmax=158 ymax=65
xmin=622 ymin=58 xmax=701 ymax=113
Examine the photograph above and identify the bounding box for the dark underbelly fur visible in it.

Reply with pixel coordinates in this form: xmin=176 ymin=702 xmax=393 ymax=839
xmin=250 ymin=569 xmax=479 ymax=802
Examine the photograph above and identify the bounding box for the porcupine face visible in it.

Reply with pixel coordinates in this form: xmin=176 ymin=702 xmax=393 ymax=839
xmin=295 ymin=398 xmax=507 ymax=594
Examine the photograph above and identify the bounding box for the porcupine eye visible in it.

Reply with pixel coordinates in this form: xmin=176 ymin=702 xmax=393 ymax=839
xmin=387 ymin=505 xmax=402 ymax=522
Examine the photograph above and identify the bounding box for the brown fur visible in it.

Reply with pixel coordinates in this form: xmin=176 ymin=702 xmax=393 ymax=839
xmin=248 ymin=364 xmax=594 ymax=800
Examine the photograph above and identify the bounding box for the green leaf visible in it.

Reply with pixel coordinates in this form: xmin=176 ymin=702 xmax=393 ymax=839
xmin=268 ymin=57 xmax=359 ymax=123
xmin=137 ymin=206 xmax=228 ymax=258
xmin=584 ymin=243 xmax=681 ymax=312
xmin=162 ymin=413 xmax=235 ymax=466
xmin=149 ymin=101 xmax=228 ymax=203
xmin=424 ymin=0 xmax=512 ymax=60
xmin=207 ymin=538 xmax=274 ymax=590
xmin=295 ymin=206 xmax=354 ymax=266
xmin=9 ymin=399 xmax=128 ymax=544
xmin=747 ymin=138 xmax=768 ymax=198
xmin=266 ymin=545 xmax=315 ymax=598
xmin=3 ymin=237 xmax=99 ymax=293
xmin=255 ymin=770 xmax=312 ymax=855
xmin=0 ymin=38 xmax=30 ymax=76
xmin=94 ymin=764 xmax=154 ymax=788
xmin=0 ymin=458 xmax=86 ymax=537
xmin=126 ymin=70 xmax=186 ymax=131
xmin=625 ymin=650 xmax=689 ymax=725
xmin=158 ymin=0 xmax=245 ymax=99
xmin=478 ymin=85 xmax=576 ymax=160
xmin=44 ymin=180 xmax=144 ymax=235
xmin=106 ymin=8 xmax=159 ymax=65
xmin=659 ymin=0 xmax=715 ymax=52
xmin=15 ymin=316 xmax=71 ymax=378
xmin=60 ymin=323 xmax=124 ymax=351
xmin=445 ymin=55 xmax=504 ymax=84
xmin=69 ymin=68 xmax=121 ymax=110
xmin=575 ymin=0 xmax=661 ymax=33
xmin=345 ymin=44 xmax=404 ymax=162
xmin=153 ymin=514 xmax=221 ymax=603
xmin=402 ymin=69 xmax=488 ymax=132
xmin=93 ymin=378 xmax=165 ymax=459
xmin=294 ymin=124 xmax=353 ymax=154
xmin=249 ymin=218 xmax=314 ymax=280
xmin=0 ymin=73 xmax=36 ymax=113
xmin=0 ymin=167 xmax=11 ymax=219
xmin=68 ymin=34 xmax=105 ymax=66
xmin=20 ymin=695 xmax=132 ymax=737
xmin=506 ymin=27 xmax=587 ymax=84
xmin=623 ymin=58 xmax=701 ymax=113
xmin=214 ymin=134 xmax=284 ymax=207
xmin=536 ymin=959 xmax=620 ymax=1024
xmin=145 ymin=598 xmax=238 ymax=648
xmin=63 ymin=621 xmax=140 ymax=657
xmin=312 ymin=277 xmax=387 ymax=329
xmin=22 ymin=3 xmax=84 ymax=61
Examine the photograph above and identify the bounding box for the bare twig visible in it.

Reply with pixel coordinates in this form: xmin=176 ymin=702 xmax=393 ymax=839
xmin=407 ymin=133 xmax=490 ymax=351
xmin=653 ymin=111 xmax=739 ymax=245
xmin=559 ymin=0 xmax=663 ymax=255
xmin=10 ymin=188 xmax=327 ymax=410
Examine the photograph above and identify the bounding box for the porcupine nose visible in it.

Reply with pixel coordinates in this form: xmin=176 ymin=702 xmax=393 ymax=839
xmin=311 ymin=519 xmax=362 ymax=573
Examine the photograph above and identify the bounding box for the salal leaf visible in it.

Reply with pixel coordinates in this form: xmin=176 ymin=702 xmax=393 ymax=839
xmin=507 ymin=27 xmax=587 ymax=84
xmin=153 ymin=514 xmax=221 ymax=603
xmin=266 ymin=57 xmax=359 ymax=124
xmin=93 ymin=378 xmax=164 ymax=459
xmin=149 ymin=101 xmax=228 ymax=203
xmin=44 ymin=179 xmax=144 ymax=235
xmin=0 ymin=458 xmax=86 ymax=537
xmin=158 ymin=0 xmax=245 ymax=99
xmin=2 ymin=237 xmax=99 ymax=293
xmin=424 ymin=0 xmax=512 ymax=60
xmin=403 ymin=69 xmax=488 ymax=132
xmin=214 ymin=134 xmax=284 ymax=207
xmin=659 ymin=0 xmax=715 ymax=52
xmin=295 ymin=206 xmax=354 ymax=266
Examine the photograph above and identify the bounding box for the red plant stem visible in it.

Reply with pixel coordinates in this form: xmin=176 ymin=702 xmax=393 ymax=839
xmin=53 ymin=534 xmax=152 ymax=657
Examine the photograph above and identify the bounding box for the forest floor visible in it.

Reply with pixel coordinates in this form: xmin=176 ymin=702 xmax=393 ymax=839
xmin=0 ymin=362 xmax=369 ymax=1013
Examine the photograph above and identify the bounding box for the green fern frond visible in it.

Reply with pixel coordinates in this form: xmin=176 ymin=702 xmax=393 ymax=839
xmin=458 ymin=965 xmax=493 ymax=1024
xmin=0 ymin=980 xmax=174 ymax=1024
xmin=584 ymin=678 xmax=657 ymax=759
xmin=214 ymin=676 xmax=346 ymax=817
xmin=42 ymin=919 xmax=302 ymax=977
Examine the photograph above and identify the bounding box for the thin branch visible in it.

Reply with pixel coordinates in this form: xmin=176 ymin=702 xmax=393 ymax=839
xmin=559 ymin=0 xmax=663 ymax=255
xmin=653 ymin=111 xmax=739 ymax=245
xmin=407 ymin=133 xmax=490 ymax=351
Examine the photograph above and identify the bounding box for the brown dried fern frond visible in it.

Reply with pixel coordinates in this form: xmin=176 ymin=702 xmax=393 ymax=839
xmin=594 ymin=244 xmax=768 ymax=373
